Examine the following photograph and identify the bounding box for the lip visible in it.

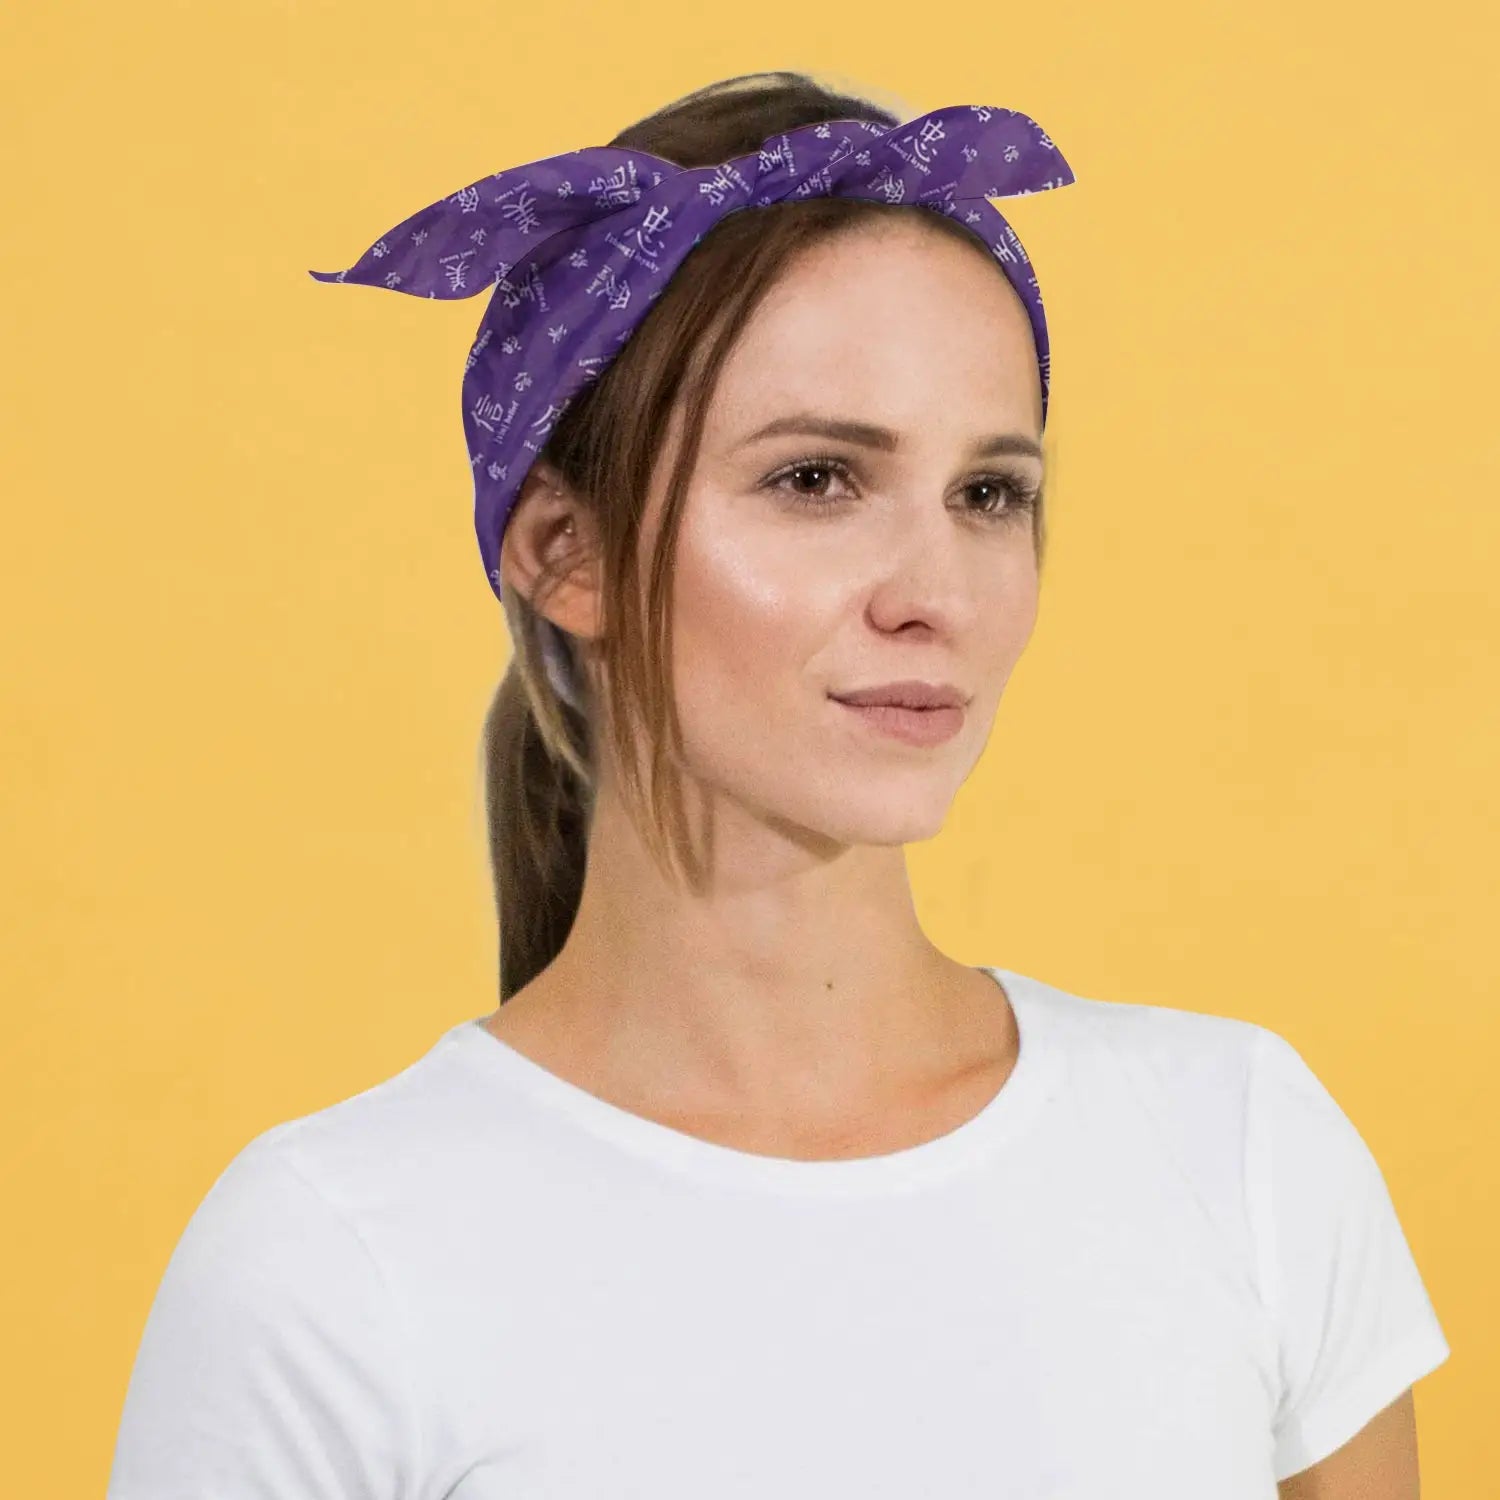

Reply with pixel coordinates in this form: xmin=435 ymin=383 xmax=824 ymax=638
xmin=832 ymin=698 xmax=966 ymax=747
xmin=829 ymin=679 xmax=969 ymax=709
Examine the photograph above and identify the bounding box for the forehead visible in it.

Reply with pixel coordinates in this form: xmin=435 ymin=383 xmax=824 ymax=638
xmin=703 ymin=223 xmax=1041 ymax=437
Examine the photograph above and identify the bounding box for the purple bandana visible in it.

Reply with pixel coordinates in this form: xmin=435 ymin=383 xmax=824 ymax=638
xmin=309 ymin=104 xmax=1076 ymax=606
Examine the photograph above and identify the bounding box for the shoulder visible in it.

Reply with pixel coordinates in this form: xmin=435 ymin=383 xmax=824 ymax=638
xmin=1007 ymin=970 xmax=1288 ymax=1259
xmin=214 ymin=1020 xmax=536 ymax=1248
xmin=108 ymin=1078 xmax=438 ymax=1496
xmin=1014 ymin=966 xmax=1271 ymax=1108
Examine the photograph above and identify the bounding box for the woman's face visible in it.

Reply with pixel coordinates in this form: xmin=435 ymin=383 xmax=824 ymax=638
xmin=501 ymin=218 xmax=1045 ymax=859
xmin=629 ymin=219 xmax=1046 ymax=853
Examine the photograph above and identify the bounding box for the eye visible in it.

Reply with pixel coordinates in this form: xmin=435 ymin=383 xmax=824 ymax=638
xmin=763 ymin=455 xmax=1041 ymax=526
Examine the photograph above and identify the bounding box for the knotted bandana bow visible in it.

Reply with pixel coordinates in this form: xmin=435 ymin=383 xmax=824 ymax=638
xmin=309 ymin=103 xmax=1076 ymax=608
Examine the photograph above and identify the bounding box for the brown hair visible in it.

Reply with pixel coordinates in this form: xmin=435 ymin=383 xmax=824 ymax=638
xmin=483 ymin=71 xmax=1050 ymax=1002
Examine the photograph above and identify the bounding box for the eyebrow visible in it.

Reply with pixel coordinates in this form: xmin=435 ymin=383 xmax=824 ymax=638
xmin=736 ymin=412 xmax=1044 ymax=462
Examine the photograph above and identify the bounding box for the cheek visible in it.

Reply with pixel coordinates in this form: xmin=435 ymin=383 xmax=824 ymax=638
xmin=994 ymin=561 xmax=1040 ymax=654
xmin=670 ymin=509 xmax=828 ymax=703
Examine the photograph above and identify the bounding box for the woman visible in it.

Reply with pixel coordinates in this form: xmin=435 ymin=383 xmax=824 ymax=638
xmin=107 ymin=71 xmax=1448 ymax=1499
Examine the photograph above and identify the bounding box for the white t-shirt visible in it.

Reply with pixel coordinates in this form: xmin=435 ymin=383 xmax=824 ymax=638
xmin=106 ymin=966 xmax=1450 ymax=1499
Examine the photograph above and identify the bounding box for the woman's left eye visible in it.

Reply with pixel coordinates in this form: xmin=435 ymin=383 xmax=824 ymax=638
xmin=763 ymin=455 xmax=1039 ymax=524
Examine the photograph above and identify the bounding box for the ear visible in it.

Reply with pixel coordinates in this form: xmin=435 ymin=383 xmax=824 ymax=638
xmin=498 ymin=460 xmax=601 ymax=641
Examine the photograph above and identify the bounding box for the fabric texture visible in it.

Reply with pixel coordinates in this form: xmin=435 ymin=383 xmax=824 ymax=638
xmin=106 ymin=966 xmax=1449 ymax=1498
xmin=306 ymin=104 xmax=1075 ymax=605
xmin=1245 ymin=1025 xmax=1450 ymax=1477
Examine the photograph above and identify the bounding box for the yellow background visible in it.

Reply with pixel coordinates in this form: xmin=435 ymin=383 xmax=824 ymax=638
xmin=3 ymin=2 xmax=1494 ymax=1492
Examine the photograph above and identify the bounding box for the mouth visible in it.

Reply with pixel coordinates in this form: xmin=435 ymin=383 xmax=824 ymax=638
xmin=830 ymin=695 xmax=966 ymax=747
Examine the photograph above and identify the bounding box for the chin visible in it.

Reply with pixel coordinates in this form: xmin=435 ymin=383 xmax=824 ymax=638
xmin=792 ymin=792 xmax=955 ymax=848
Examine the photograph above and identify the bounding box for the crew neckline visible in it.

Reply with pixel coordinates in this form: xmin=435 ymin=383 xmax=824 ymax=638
xmin=439 ymin=965 xmax=1069 ymax=1195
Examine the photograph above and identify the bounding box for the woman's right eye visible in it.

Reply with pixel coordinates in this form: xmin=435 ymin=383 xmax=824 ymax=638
xmin=764 ymin=456 xmax=856 ymax=507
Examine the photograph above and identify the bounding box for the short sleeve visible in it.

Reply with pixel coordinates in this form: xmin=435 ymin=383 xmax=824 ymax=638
xmin=1245 ymin=1026 xmax=1450 ymax=1482
xmin=106 ymin=1134 xmax=421 ymax=1499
